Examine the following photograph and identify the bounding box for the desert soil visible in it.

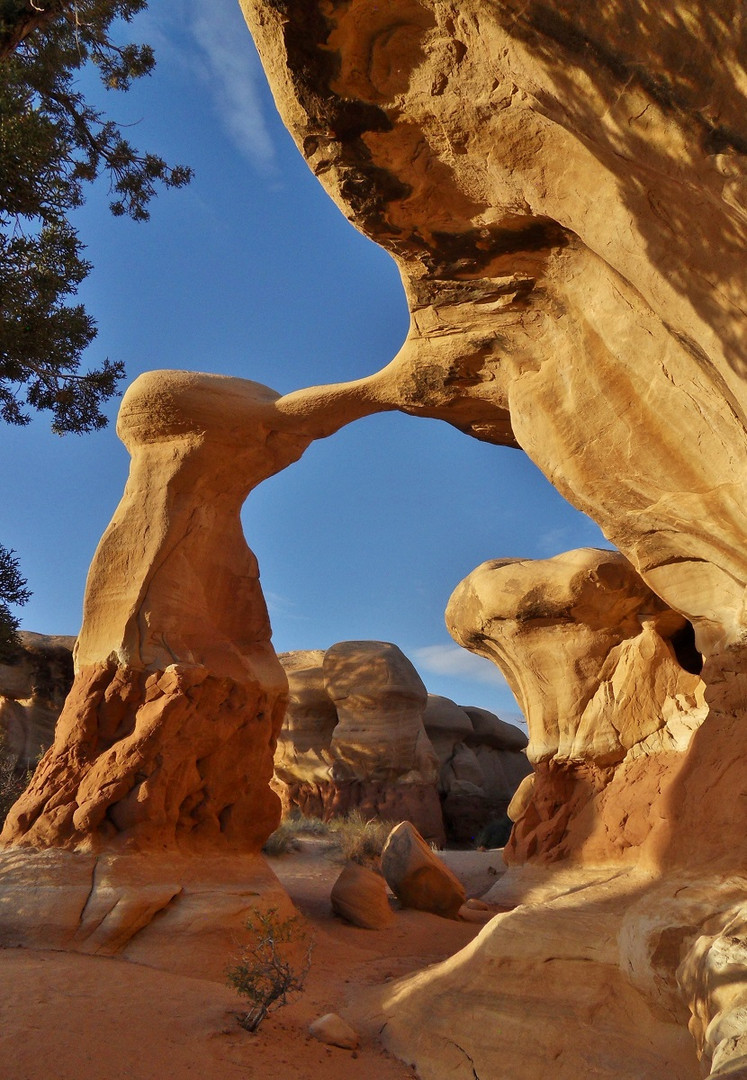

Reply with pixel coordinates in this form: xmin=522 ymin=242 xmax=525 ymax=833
xmin=0 ymin=843 xmax=505 ymax=1080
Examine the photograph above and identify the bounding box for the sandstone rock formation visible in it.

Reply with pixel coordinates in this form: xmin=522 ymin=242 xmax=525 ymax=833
xmin=0 ymin=632 xmax=74 ymax=768
xmin=2 ymin=0 xmax=746 ymax=1073
xmin=240 ymin=0 xmax=747 ymax=661
xmin=274 ymin=649 xmax=337 ymax=791
xmin=330 ymin=860 xmax=395 ymax=929
xmin=447 ymin=547 xmax=707 ymax=864
xmin=273 ymin=645 xmax=529 ymax=843
xmin=0 ymin=370 xmax=389 ymax=854
xmin=381 ymin=821 xmax=466 ymax=919
xmin=237 ymin=1 xmax=747 ymax=1075
xmin=424 ymin=694 xmax=531 ymax=842
xmin=0 ymin=845 xmax=292 ymax=977
xmin=276 ymin=641 xmax=444 ymax=842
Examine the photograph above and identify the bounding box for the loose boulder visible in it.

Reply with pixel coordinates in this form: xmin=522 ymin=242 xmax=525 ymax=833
xmin=330 ymin=861 xmax=395 ymax=930
xmin=309 ymin=1013 xmax=359 ymax=1050
xmin=381 ymin=821 xmax=466 ymax=919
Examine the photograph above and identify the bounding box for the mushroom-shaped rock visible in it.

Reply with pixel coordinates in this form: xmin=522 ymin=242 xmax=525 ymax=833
xmin=1 ymin=369 xmax=389 ymax=854
xmin=324 ymin=641 xmax=434 ymax=782
xmin=447 ymin=548 xmax=706 ymax=864
xmin=273 ymin=642 xmax=444 ymax=842
xmin=331 ymin=861 xmax=395 ymax=929
xmin=381 ymin=821 xmax=466 ymax=919
xmin=448 ymin=548 xmax=703 ymax=768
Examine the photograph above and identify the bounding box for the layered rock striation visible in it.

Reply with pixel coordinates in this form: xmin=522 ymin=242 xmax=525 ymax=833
xmin=447 ymin=547 xmax=707 ymax=865
xmin=274 ymin=642 xmax=529 ymax=843
xmin=1 ymin=370 xmax=390 ymax=854
xmin=3 ymin=2 xmax=747 ymax=1073
xmin=238 ymin=2 xmax=747 ymax=1076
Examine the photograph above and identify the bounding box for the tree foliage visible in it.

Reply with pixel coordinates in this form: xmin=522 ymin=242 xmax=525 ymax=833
xmin=0 ymin=0 xmax=193 ymax=434
xmin=0 ymin=546 xmax=29 ymax=659
xmin=0 ymin=0 xmax=192 ymax=638
xmin=226 ymin=908 xmax=314 ymax=1033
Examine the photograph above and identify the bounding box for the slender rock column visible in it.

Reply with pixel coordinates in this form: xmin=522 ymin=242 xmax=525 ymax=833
xmin=1 ymin=369 xmax=389 ymax=853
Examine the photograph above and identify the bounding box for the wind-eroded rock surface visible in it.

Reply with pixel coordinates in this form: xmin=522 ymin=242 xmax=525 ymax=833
xmin=1 ymin=369 xmax=388 ymax=853
xmin=3 ymin=2 xmax=747 ymax=1075
xmin=241 ymin=0 xmax=747 ymax=655
xmin=447 ymin=548 xmax=707 ymax=866
xmin=239 ymin=1 xmax=747 ymax=1076
xmin=273 ymin=642 xmax=529 ymax=843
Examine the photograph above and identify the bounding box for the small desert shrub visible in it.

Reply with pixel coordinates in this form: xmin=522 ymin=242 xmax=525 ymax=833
xmin=328 ymin=809 xmax=396 ymax=866
xmin=226 ymin=907 xmax=313 ymax=1032
xmin=284 ymin=810 xmax=330 ymax=836
xmin=262 ymin=820 xmax=302 ymax=855
xmin=261 ymin=808 xmax=396 ymax=865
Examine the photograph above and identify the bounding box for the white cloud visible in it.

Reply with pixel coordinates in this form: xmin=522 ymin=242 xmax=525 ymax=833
xmin=189 ymin=0 xmax=277 ymax=171
xmin=265 ymin=592 xmax=310 ymax=621
xmin=413 ymin=644 xmax=508 ymax=687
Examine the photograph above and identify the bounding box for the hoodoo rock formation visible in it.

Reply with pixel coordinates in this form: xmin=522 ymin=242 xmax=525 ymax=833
xmin=273 ymin=642 xmax=529 ymax=843
xmin=2 ymin=1 xmax=746 ymax=1075
xmin=276 ymin=641 xmax=444 ymax=841
xmin=424 ymin=694 xmax=530 ymax=842
xmin=447 ymin=548 xmax=707 ymax=865
xmin=0 ymin=370 xmax=390 ymax=854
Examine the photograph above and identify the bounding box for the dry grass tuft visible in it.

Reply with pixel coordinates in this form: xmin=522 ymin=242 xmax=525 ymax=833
xmin=262 ymin=808 xmax=397 ymax=866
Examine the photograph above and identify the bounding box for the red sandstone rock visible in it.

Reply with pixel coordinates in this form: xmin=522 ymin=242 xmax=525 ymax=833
xmin=331 ymin=861 xmax=395 ymax=930
xmin=1 ymin=371 xmax=389 ymax=853
xmin=381 ymin=821 xmax=466 ymax=919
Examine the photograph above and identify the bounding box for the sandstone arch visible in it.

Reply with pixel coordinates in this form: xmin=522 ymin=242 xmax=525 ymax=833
xmin=0 ymin=368 xmax=393 ymax=853
xmin=1 ymin=2 xmax=746 ymax=1074
xmin=235 ymin=2 xmax=747 ymax=1076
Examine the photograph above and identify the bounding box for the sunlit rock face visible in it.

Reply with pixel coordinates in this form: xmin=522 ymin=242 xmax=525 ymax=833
xmin=447 ymin=548 xmax=707 ymax=865
xmin=273 ymin=646 xmax=529 ymax=843
xmin=1 ymin=373 xmax=292 ymax=852
xmin=0 ymin=633 xmax=74 ymax=769
xmin=324 ymin=640 xmax=434 ymax=780
xmin=240 ymin=2 xmax=747 ymax=1076
xmin=274 ymin=642 xmax=446 ymax=838
xmin=274 ymin=649 xmax=337 ymax=789
xmin=1 ymin=370 xmax=385 ymax=853
xmin=241 ymin=0 xmax=747 ymax=658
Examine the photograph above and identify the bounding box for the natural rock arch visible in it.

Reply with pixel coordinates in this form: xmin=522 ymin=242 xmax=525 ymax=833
xmin=0 ymin=367 xmax=397 ymax=852
xmin=2 ymin=2 xmax=747 ymax=1075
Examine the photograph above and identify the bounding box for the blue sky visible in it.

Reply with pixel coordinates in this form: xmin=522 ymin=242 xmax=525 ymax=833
xmin=1 ymin=0 xmax=611 ymax=726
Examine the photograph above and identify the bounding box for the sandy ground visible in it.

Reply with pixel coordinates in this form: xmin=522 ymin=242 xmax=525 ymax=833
xmin=0 ymin=844 xmax=506 ymax=1080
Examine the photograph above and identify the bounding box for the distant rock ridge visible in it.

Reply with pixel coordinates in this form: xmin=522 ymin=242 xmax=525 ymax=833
xmin=275 ymin=641 xmax=531 ymax=844
xmin=0 ymin=633 xmax=530 ymax=846
xmin=0 ymin=632 xmax=75 ymax=769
